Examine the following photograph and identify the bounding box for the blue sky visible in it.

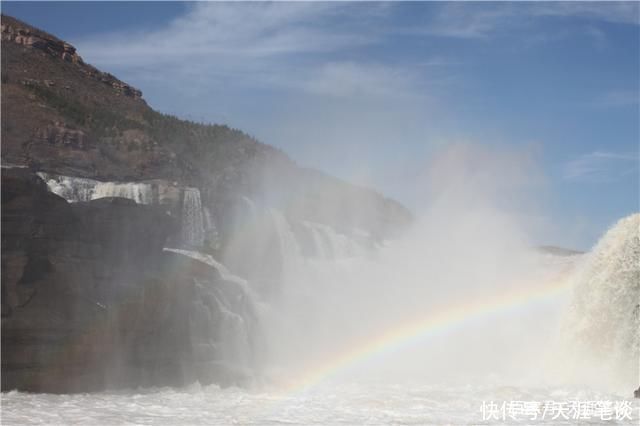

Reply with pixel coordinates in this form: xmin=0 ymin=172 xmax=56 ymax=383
xmin=3 ymin=2 xmax=639 ymax=249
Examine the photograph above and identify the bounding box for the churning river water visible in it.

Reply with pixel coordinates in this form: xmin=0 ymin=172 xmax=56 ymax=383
xmin=2 ymin=381 xmax=639 ymax=425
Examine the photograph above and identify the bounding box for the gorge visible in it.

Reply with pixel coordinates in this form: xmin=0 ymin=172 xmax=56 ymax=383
xmin=1 ymin=11 xmax=638 ymax=425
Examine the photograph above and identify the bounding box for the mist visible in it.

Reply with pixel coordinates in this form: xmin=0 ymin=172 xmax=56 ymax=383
xmin=218 ymin=142 xmax=581 ymax=390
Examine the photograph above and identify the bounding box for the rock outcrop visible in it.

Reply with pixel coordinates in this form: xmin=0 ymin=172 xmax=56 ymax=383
xmin=1 ymin=22 xmax=82 ymax=64
xmin=2 ymin=16 xmax=142 ymax=99
xmin=1 ymin=169 xmax=258 ymax=392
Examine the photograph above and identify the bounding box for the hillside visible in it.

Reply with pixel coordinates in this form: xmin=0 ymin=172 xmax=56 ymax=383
xmin=1 ymin=14 xmax=295 ymax=187
xmin=1 ymin=14 xmax=411 ymax=237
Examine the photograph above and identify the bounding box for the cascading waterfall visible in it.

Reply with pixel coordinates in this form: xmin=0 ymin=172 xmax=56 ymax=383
xmin=164 ymin=248 xmax=262 ymax=379
xmin=268 ymin=209 xmax=304 ymax=271
xmin=557 ymin=213 xmax=640 ymax=391
xmin=181 ymin=188 xmax=206 ymax=248
xmin=303 ymin=221 xmax=365 ymax=259
xmin=93 ymin=181 xmax=152 ymax=204
xmin=37 ymin=172 xmax=99 ymax=202
xmin=36 ymin=172 xmax=153 ymax=204
xmin=6 ymin=199 xmax=637 ymax=424
xmin=257 ymin=199 xmax=606 ymax=388
xmin=34 ymin=171 xmax=262 ymax=384
xmin=266 ymin=208 xmax=367 ymax=286
xmin=203 ymin=206 xmax=221 ymax=250
xmin=307 ymin=222 xmax=331 ymax=259
xmin=260 ymin=208 xmax=377 ymax=375
xmin=35 ymin=170 xmax=628 ymax=393
xmin=38 ymin=173 xmax=213 ymax=250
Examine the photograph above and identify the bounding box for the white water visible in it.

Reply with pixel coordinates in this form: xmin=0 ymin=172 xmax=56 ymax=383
xmin=181 ymin=187 xmax=206 ymax=248
xmin=93 ymin=181 xmax=153 ymax=204
xmin=2 ymin=382 xmax=637 ymax=425
xmin=37 ymin=172 xmax=153 ymax=204
xmin=553 ymin=214 xmax=640 ymax=392
xmin=219 ymin=191 xmax=637 ymax=395
xmin=37 ymin=172 xmax=101 ymax=202
xmin=3 ymin=209 xmax=639 ymax=424
xmin=258 ymin=206 xmax=573 ymax=385
xmin=163 ymin=248 xmax=252 ymax=291
xmin=4 ymin=225 xmax=639 ymax=424
xmin=36 ymin=172 xmax=213 ymax=250
xmin=162 ymin=248 xmax=260 ymax=377
xmin=303 ymin=220 xmax=365 ymax=259
xmin=6 ymin=165 xmax=638 ymax=424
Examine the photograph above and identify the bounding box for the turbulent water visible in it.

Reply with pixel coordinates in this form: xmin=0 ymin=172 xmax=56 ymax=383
xmin=2 ymin=382 xmax=638 ymax=425
xmin=553 ymin=214 xmax=640 ymax=393
xmin=37 ymin=172 xmax=154 ymax=204
xmin=3 ymin=172 xmax=639 ymax=424
xmin=181 ymin=187 xmax=206 ymax=247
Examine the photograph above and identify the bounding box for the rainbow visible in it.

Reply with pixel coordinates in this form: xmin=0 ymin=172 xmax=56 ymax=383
xmin=276 ymin=274 xmax=574 ymax=395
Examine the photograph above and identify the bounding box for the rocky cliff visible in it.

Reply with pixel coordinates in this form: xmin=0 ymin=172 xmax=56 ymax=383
xmin=2 ymin=16 xmax=141 ymax=99
xmin=2 ymin=168 xmax=260 ymax=392
xmin=1 ymin=14 xmax=411 ymax=392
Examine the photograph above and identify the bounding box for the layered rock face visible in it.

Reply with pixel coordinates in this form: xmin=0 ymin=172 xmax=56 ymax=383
xmin=2 ymin=21 xmax=82 ymax=64
xmin=1 ymin=169 xmax=259 ymax=392
xmin=2 ymin=17 xmax=141 ymax=98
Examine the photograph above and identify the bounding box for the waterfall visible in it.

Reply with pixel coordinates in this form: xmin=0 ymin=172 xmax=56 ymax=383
xmin=303 ymin=220 xmax=366 ymax=259
xmin=268 ymin=209 xmax=303 ymax=263
xmin=259 ymin=209 xmax=376 ymax=373
xmin=37 ymin=172 xmax=97 ymax=202
xmin=36 ymin=172 xmax=152 ymax=204
xmin=181 ymin=188 xmax=205 ymax=248
xmin=164 ymin=248 xmax=249 ymax=287
xmin=164 ymin=248 xmax=262 ymax=380
xmin=162 ymin=209 xmax=371 ymax=384
xmin=37 ymin=173 xmax=216 ymax=250
xmin=268 ymin=209 xmax=301 ymax=275
xmin=308 ymin=224 xmax=330 ymax=258
xmin=203 ymin=207 xmax=221 ymax=250
xmin=93 ymin=182 xmax=152 ymax=204
xmin=558 ymin=213 xmax=640 ymax=391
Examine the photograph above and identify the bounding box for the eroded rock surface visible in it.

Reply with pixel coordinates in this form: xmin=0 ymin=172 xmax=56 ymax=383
xmin=1 ymin=169 xmax=258 ymax=392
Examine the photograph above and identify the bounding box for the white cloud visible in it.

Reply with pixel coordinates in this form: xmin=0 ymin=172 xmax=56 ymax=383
xmin=72 ymin=1 xmax=639 ymax=98
xmin=530 ymin=2 xmax=640 ymax=26
xmin=76 ymin=2 xmax=378 ymax=66
xmin=415 ymin=2 xmax=639 ymax=40
xmin=418 ymin=3 xmax=518 ymax=39
xmin=74 ymin=2 xmax=424 ymax=100
xmin=563 ymin=151 xmax=639 ymax=182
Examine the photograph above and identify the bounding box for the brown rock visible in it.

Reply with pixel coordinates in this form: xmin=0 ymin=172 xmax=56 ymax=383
xmin=1 ymin=169 xmax=259 ymax=392
xmin=2 ymin=16 xmax=139 ymax=98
